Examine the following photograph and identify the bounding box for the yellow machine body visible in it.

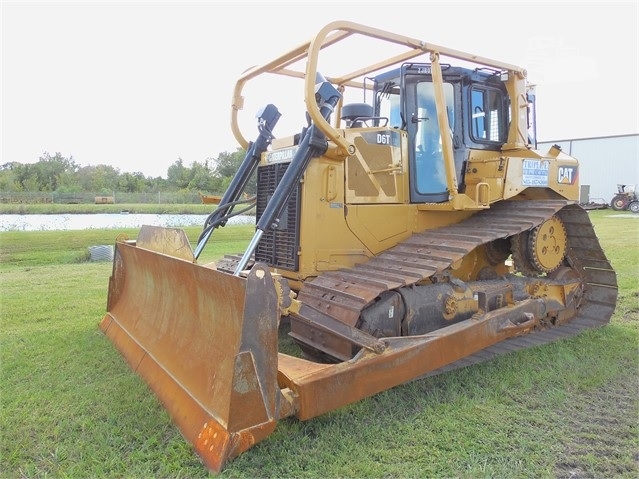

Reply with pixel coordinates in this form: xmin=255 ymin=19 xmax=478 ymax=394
xmin=267 ymin=129 xmax=580 ymax=285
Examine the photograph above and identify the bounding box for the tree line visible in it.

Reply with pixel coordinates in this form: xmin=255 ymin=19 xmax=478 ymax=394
xmin=0 ymin=150 xmax=250 ymax=196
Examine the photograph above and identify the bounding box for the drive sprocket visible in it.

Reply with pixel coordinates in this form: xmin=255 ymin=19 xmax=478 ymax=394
xmin=511 ymin=215 xmax=567 ymax=275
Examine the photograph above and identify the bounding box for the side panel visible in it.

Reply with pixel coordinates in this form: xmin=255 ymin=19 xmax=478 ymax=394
xmin=296 ymin=158 xmax=370 ymax=279
xmin=464 ymin=149 xmax=580 ymax=201
xmin=344 ymin=204 xmax=414 ymax=255
xmin=344 ymin=128 xmax=408 ymax=204
xmin=503 ymin=152 xmax=580 ymax=200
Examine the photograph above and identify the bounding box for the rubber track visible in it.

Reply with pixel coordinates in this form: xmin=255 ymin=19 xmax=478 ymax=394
xmin=296 ymin=199 xmax=618 ymax=373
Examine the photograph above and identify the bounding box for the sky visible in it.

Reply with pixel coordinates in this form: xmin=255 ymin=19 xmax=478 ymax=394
xmin=2 ymin=0 xmax=638 ymax=179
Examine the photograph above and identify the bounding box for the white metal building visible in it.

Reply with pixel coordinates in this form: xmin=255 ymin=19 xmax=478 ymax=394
xmin=537 ymin=134 xmax=639 ymax=205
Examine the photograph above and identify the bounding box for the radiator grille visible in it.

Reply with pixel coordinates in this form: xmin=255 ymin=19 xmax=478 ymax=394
xmin=255 ymin=162 xmax=301 ymax=270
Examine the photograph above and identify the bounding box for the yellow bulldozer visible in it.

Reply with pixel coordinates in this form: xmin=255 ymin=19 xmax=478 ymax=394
xmin=99 ymin=21 xmax=617 ymax=472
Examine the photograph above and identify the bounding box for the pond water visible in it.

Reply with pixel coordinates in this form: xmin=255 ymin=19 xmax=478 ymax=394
xmin=0 ymin=213 xmax=255 ymax=232
xmin=4 ymin=211 xmax=635 ymax=233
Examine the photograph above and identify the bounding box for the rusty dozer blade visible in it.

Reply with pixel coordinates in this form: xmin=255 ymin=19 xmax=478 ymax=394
xmin=99 ymin=226 xmax=283 ymax=472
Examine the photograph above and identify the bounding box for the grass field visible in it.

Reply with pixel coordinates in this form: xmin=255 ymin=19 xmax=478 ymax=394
xmin=1 ymin=210 xmax=637 ymax=478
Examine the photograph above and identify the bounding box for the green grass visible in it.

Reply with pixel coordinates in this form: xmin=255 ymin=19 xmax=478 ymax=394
xmin=0 ymin=225 xmax=254 ymax=267
xmin=1 ymin=210 xmax=637 ymax=478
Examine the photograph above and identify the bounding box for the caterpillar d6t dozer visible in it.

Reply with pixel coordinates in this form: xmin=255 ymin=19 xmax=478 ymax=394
xmin=99 ymin=21 xmax=618 ymax=472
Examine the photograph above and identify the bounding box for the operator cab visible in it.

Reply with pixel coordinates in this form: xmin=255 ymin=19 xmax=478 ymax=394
xmin=371 ymin=64 xmax=524 ymax=203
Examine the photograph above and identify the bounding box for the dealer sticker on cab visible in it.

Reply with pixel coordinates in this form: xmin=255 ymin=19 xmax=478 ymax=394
xmin=522 ymin=159 xmax=550 ymax=187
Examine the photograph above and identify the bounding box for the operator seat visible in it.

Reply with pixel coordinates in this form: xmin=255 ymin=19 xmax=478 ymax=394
xmin=342 ymin=103 xmax=374 ymax=128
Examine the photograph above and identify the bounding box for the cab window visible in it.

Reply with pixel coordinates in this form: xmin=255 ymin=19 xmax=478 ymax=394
xmin=470 ymin=87 xmax=505 ymax=143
